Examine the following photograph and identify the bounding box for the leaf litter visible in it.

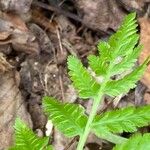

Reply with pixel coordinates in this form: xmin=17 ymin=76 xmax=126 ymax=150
xmin=0 ymin=0 xmax=150 ymax=150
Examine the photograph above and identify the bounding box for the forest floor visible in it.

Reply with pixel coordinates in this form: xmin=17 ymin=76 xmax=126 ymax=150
xmin=0 ymin=0 xmax=150 ymax=150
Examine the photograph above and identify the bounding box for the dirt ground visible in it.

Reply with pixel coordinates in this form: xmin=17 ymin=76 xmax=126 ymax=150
xmin=0 ymin=0 xmax=150 ymax=150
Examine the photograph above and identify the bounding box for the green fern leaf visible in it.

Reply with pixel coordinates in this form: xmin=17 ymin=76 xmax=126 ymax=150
xmin=88 ymin=13 xmax=140 ymax=79
xmin=88 ymin=41 xmax=111 ymax=75
xmin=92 ymin=105 xmax=150 ymax=134
xmin=104 ymin=57 xmax=150 ymax=97
xmin=109 ymin=13 xmax=138 ymax=57
xmin=92 ymin=128 xmax=127 ymax=144
xmin=110 ymin=45 xmax=142 ymax=76
xmin=43 ymin=96 xmax=87 ymax=137
xmin=88 ymin=55 xmax=107 ymax=75
xmin=113 ymin=133 xmax=150 ymax=150
xmin=107 ymin=12 xmax=141 ymax=77
xmin=97 ymin=41 xmax=111 ymax=60
xmin=67 ymin=55 xmax=100 ymax=99
xmin=9 ymin=118 xmax=53 ymax=150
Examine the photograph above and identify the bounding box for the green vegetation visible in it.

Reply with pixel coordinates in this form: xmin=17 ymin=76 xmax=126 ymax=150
xmin=9 ymin=13 xmax=150 ymax=150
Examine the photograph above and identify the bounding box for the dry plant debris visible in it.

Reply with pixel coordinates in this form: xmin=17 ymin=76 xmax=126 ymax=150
xmin=0 ymin=0 xmax=149 ymax=149
xmin=0 ymin=53 xmax=32 ymax=149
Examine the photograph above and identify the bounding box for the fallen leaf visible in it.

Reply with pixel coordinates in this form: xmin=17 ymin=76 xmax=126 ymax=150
xmin=119 ymin=0 xmax=149 ymax=12
xmin=29 ymin=23 xmax=53 ymax=57
xmin=0 ymin=11 xmax=39 ymax=55
xmin=0 ymin=52 xmax=12 ymax=72
xmin=74 ymin=0 xmax=125 ymax=32
xmin=0 ymin=31 xmax=10 ymax=40
xmin=0 ymin=0 xmax=32 ymax=14
xmin=31 ymin=8 xmax=57 ymax=33
xmin=0 ymin=54 xmax=32 ymax=149
xmin=139 ymin=17 xmax=150 ymax=89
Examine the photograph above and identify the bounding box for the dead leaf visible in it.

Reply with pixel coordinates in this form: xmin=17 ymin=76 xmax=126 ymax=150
xmin=31 ymin=8 xmax=57 ymax=33
xmin=28 ymin=94 xmax=47 ymax=130
xmin=0 ymin=45 xmax=12 ymax=55
xmin=0 ymin=54 xmax=32 ymax=149
xmin=29 ymin=23 xmax=53 ymax=57
xmin=0 ymin=52 xmax=12 ymax=72
xmin=144 ymin=90 xmax=150 ymax=104
xmin=3 ymin=12 xmax=28 ymax=32
xmin=0 ymin=11 xmax=39 ymax=55
xmin=0 ymin=31 xmax=10 ymax=40
xmin=119 ymin=0 xmax=149 ymax=12
xmin=74 ymin=0 xmax=125 ymax=32
xmin=0 ymin=0 xmax=32 ymax=14
xmin=139 ymin=17 xmax=150 ymax=89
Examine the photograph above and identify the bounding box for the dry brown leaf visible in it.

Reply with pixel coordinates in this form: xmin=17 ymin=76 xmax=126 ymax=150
xmin=74 ymin=0 xmax=125 ymax=32
xmin=139 ymin=17 xmax=150 ymax=89
xmin=0 ymin=52 xmax=12 ymax=72
xmin=119 ymin=0 xmax=149 ymax=12
xmin=3 ymin=12 xmax=28 ymax=32
xmin=31 ymin=8 xmax=57 ymax=33
xmin=0 ymin=11 xmax=39 ymax=54
xmin=0 ymin=0 xmax=32 ymax=14
xmin=29 ymin=23 xmax=53 ymax=56
xmin=0 ymin=31 xmax=10 ymax=40
xmin=0 ymin=54 xmax=32 ymax=149
xmin=144 ymin=90 xmax=150 ymax=104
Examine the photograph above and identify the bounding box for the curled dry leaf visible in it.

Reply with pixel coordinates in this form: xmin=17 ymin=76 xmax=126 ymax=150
xmin=74 ymin=0 xmax=125 ymax=32
xmin=0 ymin=52 xmax=12 ymax=72
xmin=0 ymin=0 xmax=32 ymax=14
xmin=31 ymin=8 xmax=57 ymax=33
xmin=29 ymin=23 xmax=53 ymax=57
xmin=139 ymin=17 xmax=150 ymax=89
xmin=0 ymin=54 xmax=32 ymax=149
xmin=119 ymin=0 xmax=149 ymax=12
xmin=139 ymin=17 xmax=150 ymax=104
xmin=0 ymin=11 xmax=39 ymax=55
xmin=0 ymin=31 xmax=10 ymax=41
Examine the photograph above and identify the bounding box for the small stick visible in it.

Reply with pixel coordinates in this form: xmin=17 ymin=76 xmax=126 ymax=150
xmin=63 ymin=137 xmax=78 ymax=150
xmin=32 ymin=1 xmax=82 ymax=23
xmin=56 ymin=28 xmax=65 ymax=101
xmin=56 ymin=28 xmax=63 ymax=54
xmin=58 ymin=66 xmax=65 ymax=101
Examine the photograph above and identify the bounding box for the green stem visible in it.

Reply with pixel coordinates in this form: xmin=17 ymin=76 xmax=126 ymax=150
xmin=99 ymin=132 xmax=127 ymax=144
xmin=77 ymin=94 xmax=103 ymax=150
xmin=77 ymin=65 xmax=115 ymax=150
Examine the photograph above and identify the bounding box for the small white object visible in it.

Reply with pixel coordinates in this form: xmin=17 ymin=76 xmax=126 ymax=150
xmin=45 ymin=120 xmax=53 ymax=136
xmin=34 ymin=62 xmax=38 ymax=65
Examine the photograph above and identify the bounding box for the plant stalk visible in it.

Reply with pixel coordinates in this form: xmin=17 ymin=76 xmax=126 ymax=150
xmin=77 ymin=65 xmax=115 ymax=150
xmin=77 ymin=91 xmax=104 ymax=150
xmin=99 ymin=132 xmax=128 ymax=144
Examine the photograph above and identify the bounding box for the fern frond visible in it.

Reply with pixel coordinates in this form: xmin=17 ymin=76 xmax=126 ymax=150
xmin=88 ymin=42 xmax=111 ymax=76
xmin=89 ymin=13 xmax=140 ymax=80
xmin=97 ymin=41 xmax=111 ymax=59
xmin=67 ymin=55 xmax=100 ymax=99
xmin=92 ymin=128 xmax=127 ymax=144
xmin=113 ymin=133 xmax=150 ymax=150
xmin=104 ymin=57 xmax=149 ymax=97
xmin=88 ymin=55 xmax=107 ymax=75
xmin=9 ymin=118 xmax=52 ymax=150
xmin=43 ymin=96 xmax=87 ymax=137
xmin=109 ymin=13 xmax=138 ymax=57
xmin=110 ymin=45 xmax=142 ymax=76
xmin=92 ymin=105 xmax=150 ymax=133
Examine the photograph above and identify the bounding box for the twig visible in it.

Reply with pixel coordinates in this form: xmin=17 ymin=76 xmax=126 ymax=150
xmin=32 ymin=1 xmax=82 ymax=23
xmin=113 ymin=94 xmax=124 ymax=108
xmin=56 ymin=28 xmax=63 ymax=54
xmin=62 ymin=39 xmax=79 ymax=57
xmin=56 ymin=28 xmax=65 ymax=101
xmin=63 ymin=137 xmax=78 ymax=150
xmin=58 ymin=66 xmax=65 ymax=101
